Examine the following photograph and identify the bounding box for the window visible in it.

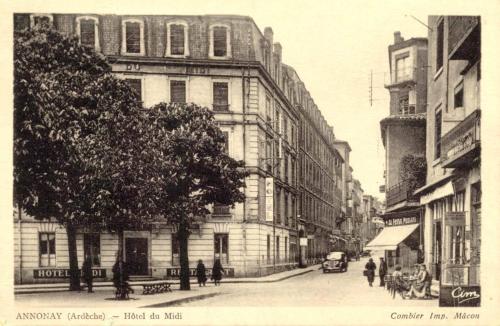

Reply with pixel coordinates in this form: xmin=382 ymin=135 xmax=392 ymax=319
xmin=449 ymin=225 xmax=465 ymax=265
xmin=454 ymin=82 xmax=464 ymax=109
xmin=222 ymin=131 xmax=229 ymax=153
xmin=213 ymin=82 xmax=229 ymax=111
xmin=30 ymin=14 xmax=53 ymax=28
xmin=399 ymin=96 xmax=409 ymax=114
xmin=122 ymin=19 xmax=144 ymax=55
xmin=266 ymin=235 xmax=271 ymax=264
xmin=291 ymin=159 xmax=296 ymax=186
xmin=435 ymin=109 xmax=442 ymax=159
xmin=76 ymin=17 xmax=99 ymax=51
xmin=213 ymin=203 xmax=230 ymax=215
xmin=210 ymin=25 xmax=231 ymax=58
xmin=275 ymin=106 xmax=281 ymax=131
xmin=266 ymin=140 xmax=273 ymax=173
xmin=125 ymin=78 xmax=142 ymax=102
xmin=275 ymin=187 xmax=281 ymax=223
xmin=284 ymin=192 xmax=289 ymax=226
xmin=436 ymin=19 xmax=444 ymax=72
xmin=265 ymin=95 xmax=272 ymax=123
xmin=275 ymin=140 xmax=280 ymax=177
xmin=395 ymin=56 xmax=410 ymax=82
xmin=170 ymin=80 xmax=186 ymax=103
xmin=214 ymin=233 xmax=229 ymax=264
xmin=167 ymin=22 xmax=188 ymax=56
xmin=84 ymin=233 xmax=101 ymax=266
xmin=283 ymin=117 xmax=288 ymax=141
xmin=172 ymin=233 xmax=180 ymax=265
xmin=284 ymin=153 xmax=289 ymax=183
xmin=39 ymin=232 xmax=56 ymax=267
xmin=291 ymin=196 xmax=296 ymax=227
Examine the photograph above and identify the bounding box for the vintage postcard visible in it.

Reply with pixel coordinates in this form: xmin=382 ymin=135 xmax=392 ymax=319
xmin=1 ymin=0 xmax=499 ymax=325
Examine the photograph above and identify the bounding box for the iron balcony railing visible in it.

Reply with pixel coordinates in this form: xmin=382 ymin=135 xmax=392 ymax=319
xmin=441 ymin=110 xmax=480 ymax=168
xmin=386 ymin=179 xmax=419 ymax=207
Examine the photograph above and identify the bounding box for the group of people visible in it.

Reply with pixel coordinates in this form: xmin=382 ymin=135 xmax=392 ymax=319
xmin=364 ymin=257 xmax=431 ymax=299
xmin=80 ymin=254 xmax=226 ymax=296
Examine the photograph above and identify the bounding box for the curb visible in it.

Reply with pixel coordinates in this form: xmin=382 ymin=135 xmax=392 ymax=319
xmin=14 ymin=267 xmax=317 ymax=295
xmin=140 ymin=292 xmax=222 ymax=308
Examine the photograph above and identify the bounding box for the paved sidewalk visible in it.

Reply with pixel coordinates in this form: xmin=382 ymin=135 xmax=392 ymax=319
xmin=14 ymin=264 xmax=319 ymax=306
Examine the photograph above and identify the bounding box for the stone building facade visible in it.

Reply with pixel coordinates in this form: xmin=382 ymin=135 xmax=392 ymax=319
xmin=13 ymin=13 xmax=347 ymax=283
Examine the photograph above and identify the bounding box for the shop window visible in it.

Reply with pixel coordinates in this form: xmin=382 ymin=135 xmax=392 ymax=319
xmin=284 ymin=237 xmax=288 ymax=262
xmin=83 ymin=233 xmax=101 ymax=267
xmin=213 ymin=82 xmax=229 ymax=111
xmin=172 ymin=233 xmax=180 ymax=266
xmin=276 ymin=236 xmax=280 ymax=262
xmin=39 ymin=232 xmax=56 ymax=267
xmin=125 ymin=78 xmax=142 ymax=102
xmin=170 ymin=80 xmax=186 ymax=103
xmin=76 ymin=17 xmax=100 ymax=51
xmin=448 ymin=225 xmax=465 ymax=265
xmin=122 ymin=19 xmax=144 ymax=55
xmin=436 ymin=19 xmax=444 ymax=72
xmin=214 ymin=233 xmax=229 ymax=265
xmin=210 ymin=25 xmax=231 ymax=58
xmin=167 ymin=22 xmax=188 ymax=56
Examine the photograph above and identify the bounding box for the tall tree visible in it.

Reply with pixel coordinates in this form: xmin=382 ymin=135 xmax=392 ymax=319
xmin=13 ymin=25 xmax=137 ymax=290
xmin=146 ymin=103 xmax=248 ymax=290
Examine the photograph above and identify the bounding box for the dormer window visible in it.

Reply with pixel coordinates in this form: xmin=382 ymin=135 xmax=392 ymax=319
xmin=121 ymin=18 xmax=145 ymax=56
xmin=209 ymin=24 xmax=231 ymax=59
xmin=30 ymin=14 xmax=53 ymax=28
xmin=76 ymin=16 xmax=100 ymax=51
xmin=166 ymin=22 xmax=189 ymax=57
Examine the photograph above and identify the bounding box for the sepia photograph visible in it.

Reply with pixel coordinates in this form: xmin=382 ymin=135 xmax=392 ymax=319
xmin=1 ymin=0 xmax=499 ymax=325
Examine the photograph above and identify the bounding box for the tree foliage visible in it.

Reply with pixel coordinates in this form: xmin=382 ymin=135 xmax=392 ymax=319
xmin=399 ymin=155 xmax=427 ymax=191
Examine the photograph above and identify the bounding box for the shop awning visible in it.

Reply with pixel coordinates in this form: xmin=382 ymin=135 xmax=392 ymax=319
xmin=364 ymin=224 xmax=419 ymax=251
xmin=419 ymin=181 xmax=454 ymax=205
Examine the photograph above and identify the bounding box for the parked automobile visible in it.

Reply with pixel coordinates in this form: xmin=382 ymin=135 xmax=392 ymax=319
xmin=322 ymin=251 xmax=348 ymax=273
xmin=360 ymin=250 xmax=372 ymax=257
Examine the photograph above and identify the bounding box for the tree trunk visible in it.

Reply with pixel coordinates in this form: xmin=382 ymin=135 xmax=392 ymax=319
xmin=178 ymin=223 xmax=191 ymax=290
xmin=117 ymin=228 xmax=126 ymax=299
xmin=66 ymin=224 xmax=81 ymax=291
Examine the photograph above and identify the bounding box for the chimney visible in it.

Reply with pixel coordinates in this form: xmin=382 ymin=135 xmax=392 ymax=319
xmin=264 ymin=27 xmax=273 ymax=46
xmin=394 ymin=31 xmax=404 ymax=44
xmin=274 ymin=42 xmax=282 ymax=57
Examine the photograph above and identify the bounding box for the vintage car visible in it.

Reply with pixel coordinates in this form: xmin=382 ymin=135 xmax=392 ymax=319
xmin=322 ymin=251 xmax=348 ymax=273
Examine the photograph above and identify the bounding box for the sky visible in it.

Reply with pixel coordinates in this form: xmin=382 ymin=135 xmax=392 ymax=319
xmin=5 ymin=0 xmax=490 ymax=199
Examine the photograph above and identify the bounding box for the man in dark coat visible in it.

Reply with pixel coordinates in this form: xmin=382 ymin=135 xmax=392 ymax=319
xmin=82 ymin=254 xmax=93 ymax=293
xmin=365 ymin=258 xmax=376 ymax=287
xmin=211 ymin=258 xmax=225 ymax=286
xmin=379 ymin=257 xmax=388 ymax=287
xmin=196 ymin=259 xmax=207 ymax=287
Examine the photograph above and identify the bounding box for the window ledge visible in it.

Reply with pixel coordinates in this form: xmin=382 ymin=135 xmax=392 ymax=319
xmin=432 ymin=158 xmax=441 ymax=167
xmin=166 ymin=54 xmax=189 ymax=59
xmin=209 ymin=55 xmax=232 ymax=60
xmin=121 ymin=52 xmax=145 ymax=57
xmin=433 ymin=67 xmax=444 ymax=81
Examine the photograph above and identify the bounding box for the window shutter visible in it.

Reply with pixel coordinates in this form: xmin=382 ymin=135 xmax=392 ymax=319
xmin=213 ymin=26 xmax=227 ymax=57
xmin=213 ymin=82 xmax=229 ymax=111
xmin=80 ymin=19 xmax=96 ymax=48
xmin=126 ymin=22 xmax=141 ymax=53
xmin=125 ymin=79 xmax=142 ymax=102
xmin=170 ymin=81 xmax=186 ymax=103
xmin=170 ymin=24 xmax=185 ymax=55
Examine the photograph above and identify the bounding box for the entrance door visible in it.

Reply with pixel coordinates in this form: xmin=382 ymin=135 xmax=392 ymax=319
xmin=125 ymin=238 xmax=149 ymax=275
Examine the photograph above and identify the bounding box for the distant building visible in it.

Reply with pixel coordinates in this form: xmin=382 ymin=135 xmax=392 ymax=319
xmin=415 ymin=16 xmax=480 ymax=306
xmin=366 ymin=32 xmax=428 ymax=270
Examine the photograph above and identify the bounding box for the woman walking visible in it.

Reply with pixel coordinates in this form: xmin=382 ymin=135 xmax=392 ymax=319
xmin=365 ymin=258 xmax=376 ymax=287
xmin=81 ymin=254 xmax=94 ymax=293
xmin=196 ymin=259 xmax=207 ymax=287
xmin=211 ymin=258 xmax=225 ymax=286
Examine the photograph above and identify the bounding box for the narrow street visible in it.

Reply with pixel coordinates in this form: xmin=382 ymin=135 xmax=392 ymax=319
xmin=174 ymin=258 xmax=436 ymax=307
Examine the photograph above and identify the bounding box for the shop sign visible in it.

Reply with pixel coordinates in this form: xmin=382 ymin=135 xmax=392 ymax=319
xmin=166 ymin=268 xmax=235 ymax=278
xmin=34 ymin=269 xmax=106 ymax=279
xmin=265 ymin=177 xmax=274 ymax=222
xmin=445 ymin=212 xmax=466 ymax=225
xmin=439 ymin=285 xmax=480 ymax=307
xmin=384 ymin=216 xmax=418 ymax=226
xmin=299 ymin=237 xmax=308 ymax=246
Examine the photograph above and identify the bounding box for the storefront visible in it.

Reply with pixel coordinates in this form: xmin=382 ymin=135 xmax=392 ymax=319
xmin=365 ymin=210 xmax=422 ymax=272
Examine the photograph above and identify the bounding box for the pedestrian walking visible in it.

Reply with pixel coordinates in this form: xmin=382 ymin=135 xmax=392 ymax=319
xmin=112 ymin=251 xmax=133 ymax=299
xmin=379 ymin=257 xmax=388 ymax=287
xmin=364 ymin=258 xmax=376 ymax=287
xmin=196 ymin=259 xmax=207 ymax=287
xmin=81 ymin=254 xmax=93 ymax=293
xmin=211 ymin=258 xmax=225 ymax=286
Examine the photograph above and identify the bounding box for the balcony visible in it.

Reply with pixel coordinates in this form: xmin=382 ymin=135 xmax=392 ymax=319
xmin=441 ymin=110 xmax=480 ymax=168
xmin=448 ymin=16 xmax=480 ymax=62
xmin=386 ymin=180 xmax=418 ymax=207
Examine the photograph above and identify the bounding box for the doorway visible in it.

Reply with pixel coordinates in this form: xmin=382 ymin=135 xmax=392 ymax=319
xmin=125 ymin=237 xmax=149 ymax=275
